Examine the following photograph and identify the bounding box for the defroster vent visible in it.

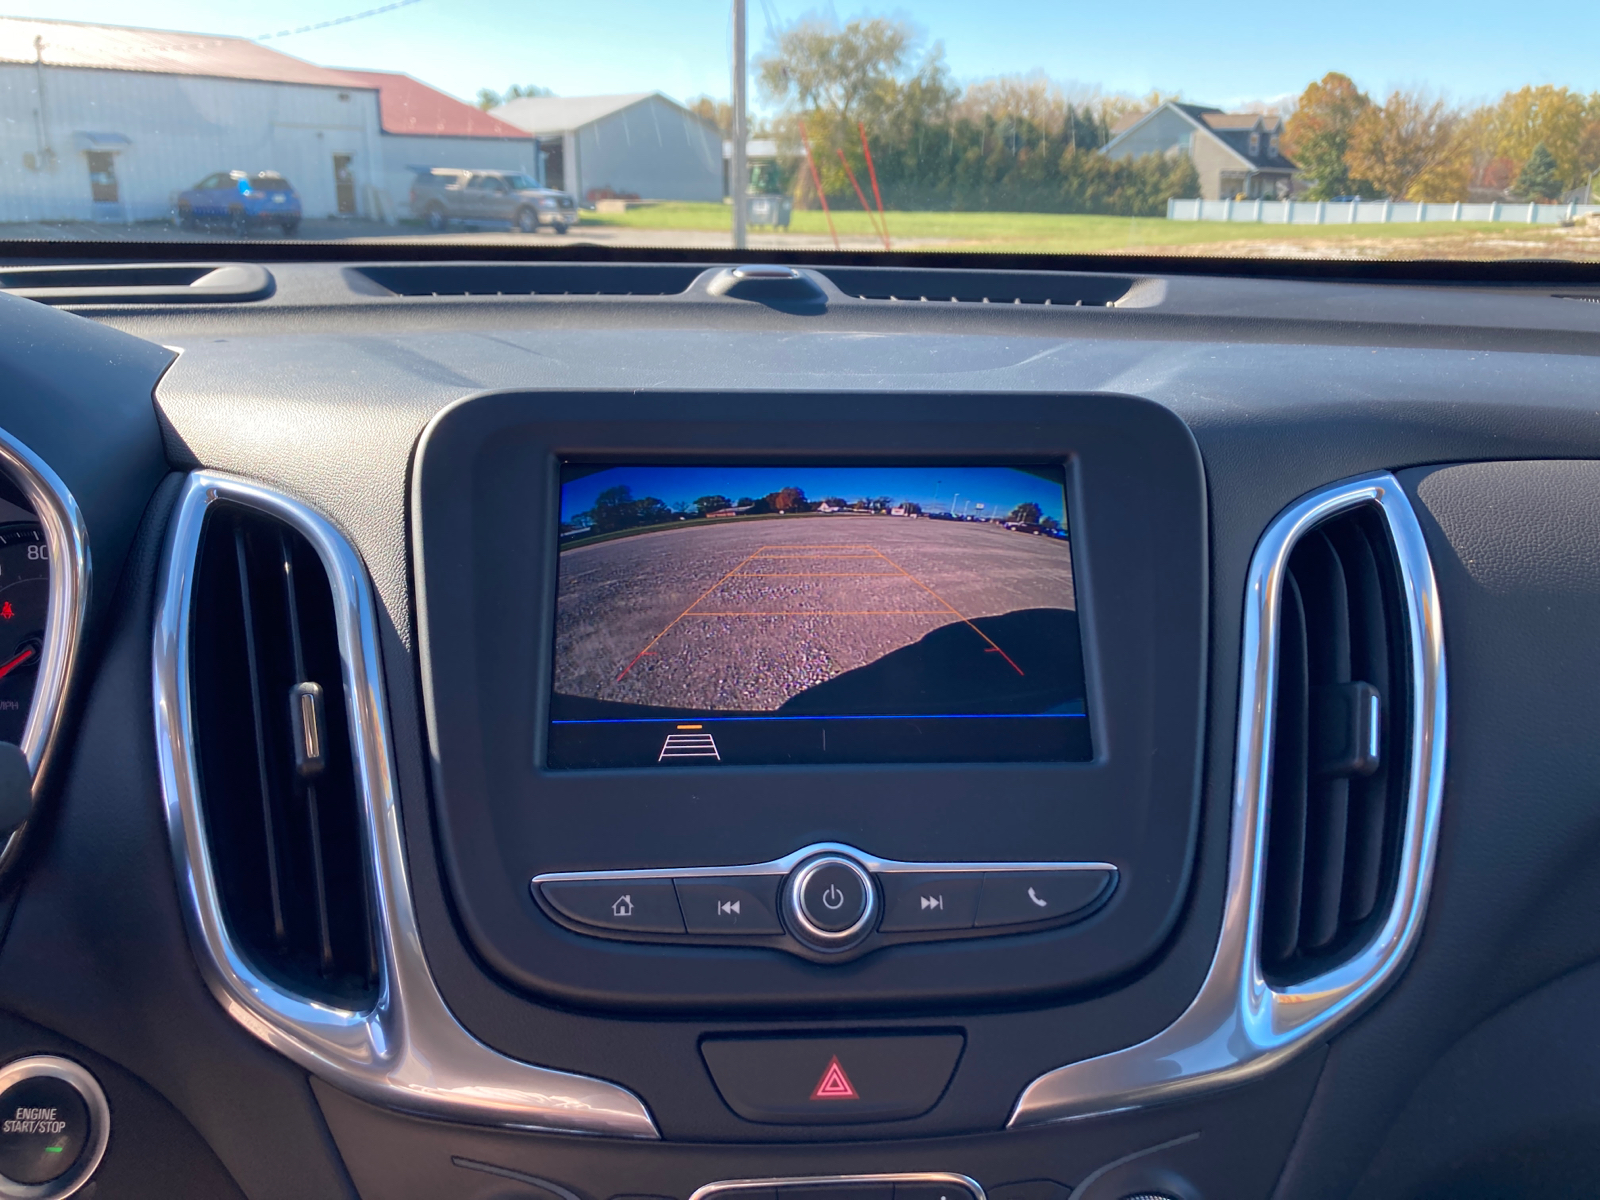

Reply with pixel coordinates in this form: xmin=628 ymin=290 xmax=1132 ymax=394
xmin=188 ymin=503 xmax=378 ymax=1007
xmin=1261 ymin=504 xmax=1412 ymax=985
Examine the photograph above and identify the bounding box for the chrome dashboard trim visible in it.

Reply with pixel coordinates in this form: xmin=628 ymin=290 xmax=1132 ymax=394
xmin=533 ymin=843 xmax=1118 ymax=882
xmin=153 ymin=470 xmax=659 ymax=1138
xmin=688 ymin=1173 xmax=985 ymax=1200
xmin=0 ymin=425 xmax=90 ymax=883
xmin=0 ymin=1056 xmax=110 ymax=1199
xmin=1009 ymin=471 xmax=1447 ymax=1126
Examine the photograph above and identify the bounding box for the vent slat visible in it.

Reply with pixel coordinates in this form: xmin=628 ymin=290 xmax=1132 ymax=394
xmin=192 ymin=504 xmax=378 ymax=1009
xmin=279 ymin=533 xmax=337 ymax=975
xmin=234 ymin=526 xmax=288 ymax=948
xmin=1262 ymin=574 xmax=1309 ymax=966
xmin=1336 ymin=523 xmax=1392 ymax=925
xmin=1261 ymin=504 xmax=1411 ymax=985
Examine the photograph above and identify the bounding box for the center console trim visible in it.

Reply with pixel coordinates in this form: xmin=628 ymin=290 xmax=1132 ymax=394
xmin=1008 ymin=471 xmax=1446 ymax=1126
xmin=154 ymin=470 xmax=660 ymax=1139
xmin=688 ymin=1173 xmax=986 ymax=1200
xmin=533 ymin=844 xmax=1118 ymax=881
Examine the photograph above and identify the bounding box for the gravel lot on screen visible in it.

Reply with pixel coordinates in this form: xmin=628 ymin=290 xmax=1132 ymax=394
xmin=554 ymin=515 xmax=1076 ymax=711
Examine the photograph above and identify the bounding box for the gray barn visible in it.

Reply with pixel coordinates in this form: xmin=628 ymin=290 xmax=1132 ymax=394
xmin=491 ymin=93 xmax=722 ymax=203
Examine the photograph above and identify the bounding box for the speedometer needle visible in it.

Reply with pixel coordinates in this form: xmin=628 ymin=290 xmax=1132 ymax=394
xmin=0 ymin=646 xmax=37 ymax=679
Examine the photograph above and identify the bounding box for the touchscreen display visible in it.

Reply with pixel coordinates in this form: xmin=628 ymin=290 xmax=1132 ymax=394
xmin=547 ymin=465 xmax=1090 ymax=769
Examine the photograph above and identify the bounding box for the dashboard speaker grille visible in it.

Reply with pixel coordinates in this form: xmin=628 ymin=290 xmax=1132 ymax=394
xmin=1261 ymin=503 xmax=1412 ymax=985
xmin=188 ymin=502 xmax=378 ymax=1007
xmin=816 ymin=267 xmax=1134 ymax=306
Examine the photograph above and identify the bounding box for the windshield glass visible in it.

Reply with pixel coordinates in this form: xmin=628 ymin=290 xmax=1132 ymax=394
xmin=3 ymin=2 xmax=1598 ymax=260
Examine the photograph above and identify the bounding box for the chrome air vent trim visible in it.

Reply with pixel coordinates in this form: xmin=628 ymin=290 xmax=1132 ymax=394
xmin=1009 ymin=471 xmax=1445 ymax=1127
xmin=154 ymin=471 xmax=659 ymax=1139
xmin=0 ymin=425 xmax=90 ymax=884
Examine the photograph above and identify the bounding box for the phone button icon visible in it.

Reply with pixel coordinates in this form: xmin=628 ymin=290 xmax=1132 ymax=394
xmin=974 ymin=869 xmax=1113 ymax=928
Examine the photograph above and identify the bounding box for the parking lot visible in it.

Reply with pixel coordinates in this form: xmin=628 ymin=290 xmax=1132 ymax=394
xmin=0 ymin=217 xmax=920 ymax=251
xmin=553 ymin=516 xmax=1077 ymax=712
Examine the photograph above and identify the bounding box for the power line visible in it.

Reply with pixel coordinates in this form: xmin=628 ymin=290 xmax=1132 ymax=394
xmin=256 ymin=0 xmax=426 ymax=42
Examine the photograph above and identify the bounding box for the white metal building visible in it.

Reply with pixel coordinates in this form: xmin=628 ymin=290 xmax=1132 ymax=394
xmin=0 ymin=17 xmax=388 ymax=223
xmin=0 ymin=18 xmax=539 ymax=225
xmin=490 ymin=93 xmax=721 ymax=202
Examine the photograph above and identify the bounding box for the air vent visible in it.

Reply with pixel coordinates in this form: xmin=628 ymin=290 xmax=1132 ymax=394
xmin=188 ymin=502 xmax=377 ymax=1007
xmin=350 ymin=262 xmax=702 ymax=297
xmin=0 ymin=262 xmax=273 ymax=304
xmin=1261 ymin=504 xmax=1412 ymax=986
xmin=817 ymin=267 xmax=1134 ymax=306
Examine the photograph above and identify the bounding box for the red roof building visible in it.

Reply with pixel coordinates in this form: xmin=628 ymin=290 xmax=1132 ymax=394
xmin=0 ymin=16 xmax=541 ymax=225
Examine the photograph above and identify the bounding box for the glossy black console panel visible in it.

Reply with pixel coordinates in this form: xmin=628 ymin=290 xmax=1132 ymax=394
xmin=531 ymin=846 xmax=1114 ymax=962
xmin=412 ymin=391 xmax=1207 ymax=1012
xmin=313 ymin=1050 xmax=1324 ymax=1200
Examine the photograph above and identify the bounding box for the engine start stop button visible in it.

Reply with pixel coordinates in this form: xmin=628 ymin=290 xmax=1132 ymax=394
xmin=0 ymin=1074 xmax=88 ymax=1185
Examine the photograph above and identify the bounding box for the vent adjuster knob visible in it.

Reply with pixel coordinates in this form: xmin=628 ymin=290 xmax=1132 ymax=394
xmin=289 ymin=681 xmax=326 ymax=779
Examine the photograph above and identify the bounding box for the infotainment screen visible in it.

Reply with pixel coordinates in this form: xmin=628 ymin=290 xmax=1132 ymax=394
xmin=547 ymin=465 xmax=1090 ymax=769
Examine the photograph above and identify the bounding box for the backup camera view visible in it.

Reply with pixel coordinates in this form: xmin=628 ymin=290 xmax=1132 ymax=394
xmin=548 ymin=465 xmax=1089 ymax=768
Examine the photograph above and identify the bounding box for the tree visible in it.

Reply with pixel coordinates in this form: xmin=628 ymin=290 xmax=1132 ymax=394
xmin=694 ymin=494 xmax=733 ymax=514
xmin=821 ymin=496 xmax=848 ymax=509
xmin=772 ymin=486 xmax=808 ymax=512
xmin=901 ymin=500 xmax=923 ymax=514
xmin=1345 ymin=90 xmax=1472 ymax=200
xmin=588 ymin=485 xmax=636 ymax=533
xmin=757 ymin=14 xmax=956 ymax=202
xmin=758 ymin=16 xmax=922 ymax=121
xmin=476 ymin=83 xmax=553 ymax=112
xmin=1281 ymin=73 xmax=1378 ymax=199
xmin=633 ymin=497 xmax=671 ymax=525
xmin=687 ymin=95 xmax=733 ymax=135
xmin=1515 ymin=142 xmax=1562 ymax=200
xmin=1486 ymin=86 xmax=1596 ymax=194
xmin=1009 ymin=501 xmax=1043 ymax=524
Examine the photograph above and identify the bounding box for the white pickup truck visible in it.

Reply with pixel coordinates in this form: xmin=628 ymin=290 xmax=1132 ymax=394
xmin=409 ymin=169 xmax=579 ymax=233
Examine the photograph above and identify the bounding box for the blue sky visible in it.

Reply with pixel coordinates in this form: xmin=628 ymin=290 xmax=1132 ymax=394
xmin=15 ymin=1 xmax=1600 ymax=115
xmin=559 ymin=465 xmax=1066 ymax=524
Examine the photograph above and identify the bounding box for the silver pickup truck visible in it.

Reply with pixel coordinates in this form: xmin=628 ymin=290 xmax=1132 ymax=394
xmin=409 ymin=169 xmax=579 ymax=234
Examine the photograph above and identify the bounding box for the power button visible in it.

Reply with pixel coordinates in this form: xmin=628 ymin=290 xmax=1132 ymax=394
xmin=0 ymin=1057 xmax=109 ymax=1199
xmin=783 ymin=855 xmax=877 ymax=949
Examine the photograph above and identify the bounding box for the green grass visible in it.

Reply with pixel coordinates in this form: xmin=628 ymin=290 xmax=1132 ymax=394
xmin=582 ymin=201 xmax=1544 ymax=253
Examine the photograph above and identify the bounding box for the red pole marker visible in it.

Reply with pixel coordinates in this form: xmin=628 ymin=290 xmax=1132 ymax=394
xmin=811 ymin=1055 xmax=859 ymax=1100
xmin=798 ymin=121 xmax=840 ymax=250
xmin=836 ymin=148 xmax=886 ymax=247
xmin=858 ymin=122 xmax=890 ymax=250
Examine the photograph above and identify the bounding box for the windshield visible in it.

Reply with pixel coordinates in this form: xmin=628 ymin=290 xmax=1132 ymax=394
xmin=3 ymin=3 xmax=1598 ymax=261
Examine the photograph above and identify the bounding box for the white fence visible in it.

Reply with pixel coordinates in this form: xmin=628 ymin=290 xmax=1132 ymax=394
xmin=1168 ymin=197 xmax=1600 ymax=225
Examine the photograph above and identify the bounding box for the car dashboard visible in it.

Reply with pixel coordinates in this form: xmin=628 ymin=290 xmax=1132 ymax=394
xmin=0 ymin=251 xmax=1597 ymax=1200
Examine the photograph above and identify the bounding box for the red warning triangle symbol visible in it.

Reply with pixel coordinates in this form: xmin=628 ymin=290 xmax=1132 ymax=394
xmin=811 ymin=1055 xmax=859 ymax=1100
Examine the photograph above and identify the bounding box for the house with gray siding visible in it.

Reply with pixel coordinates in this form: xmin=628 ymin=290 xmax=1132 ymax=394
xmin=1101 ymin=102 xmax=1297 ymax=201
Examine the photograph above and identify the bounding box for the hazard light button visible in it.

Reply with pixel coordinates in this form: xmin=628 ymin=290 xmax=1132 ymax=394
xmin=700 ymin=1034 xmax=964 ymax=1124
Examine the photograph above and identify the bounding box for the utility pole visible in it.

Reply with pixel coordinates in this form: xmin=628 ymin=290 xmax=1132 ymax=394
xmin=731 ymin=0 xmax=747 ymax=249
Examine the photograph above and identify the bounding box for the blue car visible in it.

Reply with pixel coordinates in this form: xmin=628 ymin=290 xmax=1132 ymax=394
xmin=175 ymin=171 xmax=302 ymax=236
